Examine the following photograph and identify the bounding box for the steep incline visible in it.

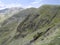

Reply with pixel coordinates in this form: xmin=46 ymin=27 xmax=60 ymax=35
xmin=0 ymin=5 xmax=60 ymax=45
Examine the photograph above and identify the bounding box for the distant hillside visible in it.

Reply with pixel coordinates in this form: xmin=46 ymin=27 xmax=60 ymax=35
xmin=0 ymin=7 xmax=23 ymax=13
xmin=0 ymin=7 xmax=23 ymax=25
xmin=0 ymin=5 xmax=60 ymax=45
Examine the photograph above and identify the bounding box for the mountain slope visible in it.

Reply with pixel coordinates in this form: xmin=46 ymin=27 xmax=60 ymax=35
xmin=0 ymin=5 xmax=60 ymax=45
xmin=0 ymin=7 xmax=23 ymax=23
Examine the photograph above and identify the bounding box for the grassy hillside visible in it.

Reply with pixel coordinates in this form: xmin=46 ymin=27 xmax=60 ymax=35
xmin=0 ymin=5 xmax=60 ymax=45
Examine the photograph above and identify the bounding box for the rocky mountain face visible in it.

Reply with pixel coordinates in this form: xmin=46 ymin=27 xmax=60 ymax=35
xmin=0 ymin=5 xmax=60 ymax=45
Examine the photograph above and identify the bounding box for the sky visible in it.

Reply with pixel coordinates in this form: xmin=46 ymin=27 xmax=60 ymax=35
xmin=0 ymin=0 xmax=60 ymax=9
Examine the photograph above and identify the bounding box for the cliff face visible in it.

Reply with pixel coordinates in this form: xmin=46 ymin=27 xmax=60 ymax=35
xmin=0 ymin=5 xmax=60 ymax=45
